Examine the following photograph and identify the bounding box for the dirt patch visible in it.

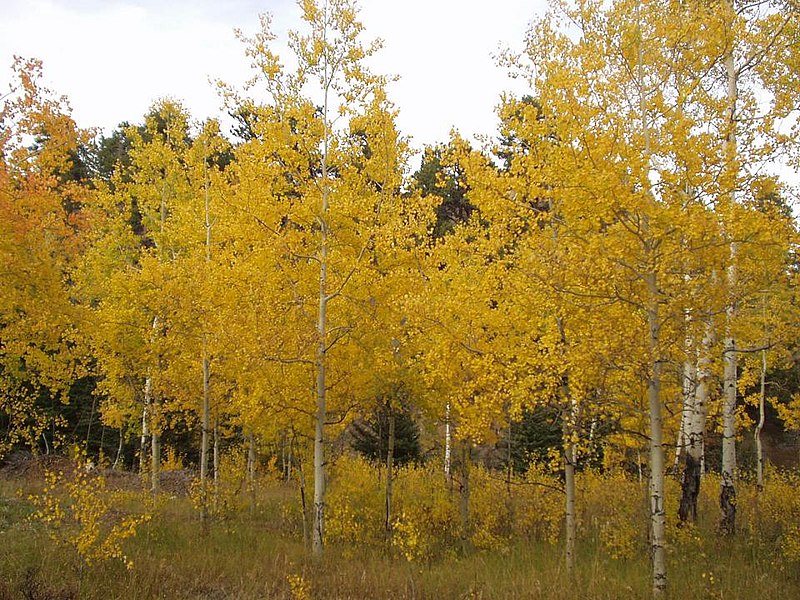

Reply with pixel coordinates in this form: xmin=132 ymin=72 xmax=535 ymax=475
xmin=1 ymin=452 xmax=195 ymax=496
xmin=0 ymin=451 xmax=72 ymax=480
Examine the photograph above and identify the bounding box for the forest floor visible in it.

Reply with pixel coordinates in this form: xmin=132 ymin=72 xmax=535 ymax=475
xmin=1 ymin=454 xmax=799 ymax=599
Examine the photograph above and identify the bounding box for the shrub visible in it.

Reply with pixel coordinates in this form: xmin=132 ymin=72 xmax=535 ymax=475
xmin=29 ymin=459 xmax=150 ymax=570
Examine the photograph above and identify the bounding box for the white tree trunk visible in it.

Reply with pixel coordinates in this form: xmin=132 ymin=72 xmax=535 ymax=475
xmin=140 ymin=376 xmax=151 ymax=474
xmin=200 ymin=145 xmax=213 ymax=527
xmin=564 ymin=427 xmax=577 ymax=576
xmin=113 ymin=427 xmax=125 ymax=470
xmin=674 ymin=341 xmax=696 ymax=472
xmin=721 ymin=322 xmax=738 ymax=533
xmin=721 ymin=311 xmax=738 ymax=533
xmin=312 ymin=51 xmax=332 ymax=556
xmin=145 ymin=315 xmax=161 ymax=498
xmin=151 ymin=407 xmax=160 ymax=497
xmin=647 ymin=273 xmax=667 ymax=597
xmin=756 ymin=347 xmax=767 ymax=491
xmin=444 ymin=402 xmax=452 ymax=480
xmin=200 ymin=350 xmax=210 ymax=526
xmin=636 ymin=5 xmax=665 ymax=593
xmin=679 ymin=318 xmax=713 ymax=523
xmin=720 ymin=30 xmax=739 ymax=533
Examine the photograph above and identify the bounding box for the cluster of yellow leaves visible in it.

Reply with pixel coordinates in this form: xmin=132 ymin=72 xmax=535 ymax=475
xmin=29 ymin=461 xmax=151 ymax=570
xmin=392 ymin=513 xmax=429 ymax=562
xmin=745 ymin=468 xmax=800 ymax=563
xmin=300 ymin=456 xmax=800 ymax=563
xmin=578 ymin=470 xmax=647 ymax=560
xmin=160 ymin=445 xmax=185 ymax=472
xmin=321 ymin=456 xmax=564 ymax=560
xmin=287 ymin=573 xmax=312 ymax=600
xmin=188 ymin=445 xmax=254 ymax=521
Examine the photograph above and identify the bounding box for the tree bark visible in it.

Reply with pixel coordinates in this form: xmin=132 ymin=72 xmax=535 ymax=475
xmin=151 ymin=404 xmax=160 ymax=498
xmin=213 ymin=416 xmax=220 ymax=507
xmin=312 ymin=53 xmax=332 ymax=558
xmin=674 ymin=348 xmax=695 ymax=473
xmin=756 ymin=347 xmax=766 ymax=491
xmin=719 ymin=2 xmax=739 ymax=537
xmin=636 ymin=3 xmax=665 ymax=592
xmin=298 ymin=448 xmax=310 ymax=551
xmin=646 ymin=272 xmax=667 ymax=597
xmin=140 ymin=377 xmax=150 ymax=475
xmin=444 ymin=402 xmax=452 ymax=482
xmin=679 ymin=318 xmax=713 ymax=523
xmin=113 ymin=427 xmax=124 ymax=470
xmin=720 ymin=326 xmax=738 ymax=535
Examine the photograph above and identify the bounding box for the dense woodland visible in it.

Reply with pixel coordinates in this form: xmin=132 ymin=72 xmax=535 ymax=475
xmin=2 ymin=0 xmax=800 ymax=598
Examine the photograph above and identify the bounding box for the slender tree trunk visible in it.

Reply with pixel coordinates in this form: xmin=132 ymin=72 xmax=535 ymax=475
xmin=200 ymin=139 xmax=215 ymax=527
xmin=444 ymin=402 xmax=452 ymax=482
xmin=313 ymin=247 xmax=328 ymax=557
xmin=312 ymin=60 xmax=332 ymax=557
xmin=506 ymin=418 xmax=513 ymax=492
xmin=298 ymin=448 xmax=310 ymax=550
xmin=280 ymin=431 xmax=287 ymax=481
xmin=719 ymin=2 xmax=739 ymax=537
xmin=459 ymin=440 xmax=471 ymax=554
xmin=385 ymin=403 xmax=395 ymax=542
xmin=505 ymin=417 xmax=515 ymax=529
xmin=200 ymin=351 xmax=210 ymax=528
xmin=559 ymin=371 xmax=577 ymax=577
xmin=85 ymin=395 xmax=97 ymax=450
xmin=151 ymin=127 xmax=171 ymax=501
xmin=213 ymin=416 xmax=220 ymax=514
xmin=636 ymin=449 xmax=642 ymax=484
xmin=99 ymin=425 xmax=106 ymax=461
xmin=674 ymin=350 xmax=695 ymax=473
xmin=213 ymin=418 xmax=219 ymax=481
xmin=720 ymin=248 xmax=738 ymax=534
xmin=636 ymin=6 xmax=666 ymax=592
xmin=646 ymin=272 xmax=667 ymax=597
xmin=151 ymin=405 xmax=160 ymax=498
xmin=113 ymin=427 xmax=124 ymax=470
xmin=720 ymin=325 xmax=738 ymax=535
xmin=246 ymin=433 xmax=257 ymax=514
xmin=149 ymin=320 xmax=161 ymax=499
xmin=756 ymin=347 xmax=767 ymax=491
xmin=564 ymin=432 xmax=577 ymax=576
xmin=287 ymin=431 xmax=294 ymax=482
xmin=679 ymin=319 xmax=713 ymax=523
xmin=140 ymin=374 xmax=151 ymax=474
xmin=719 ymin=322 xmax=736 ymax=535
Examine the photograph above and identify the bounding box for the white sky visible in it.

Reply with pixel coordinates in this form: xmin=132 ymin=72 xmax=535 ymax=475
xmin=0 ymin=0 xmax=548 ymax=152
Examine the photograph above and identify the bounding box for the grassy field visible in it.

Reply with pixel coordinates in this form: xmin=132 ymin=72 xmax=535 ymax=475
xmin=1 ymin=457 xmax=798 ymax=599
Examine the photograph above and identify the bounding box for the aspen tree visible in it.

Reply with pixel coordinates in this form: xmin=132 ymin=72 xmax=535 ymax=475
xmin=511 ymin=1 xmax=717 ymax=594
xmin=0 ymin=57 xmax=91 ymax=458
xmin=704 ymin=0 xmax=799 ymax=534
xmin=87 ymin=100 xmax=196 ymax=495
xmin=232 ymin=0 xmax=417 ymax=555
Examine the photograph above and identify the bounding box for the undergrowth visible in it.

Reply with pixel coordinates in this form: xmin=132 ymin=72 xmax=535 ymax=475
xmin=1 ymin=456 xmax=798 ymax=599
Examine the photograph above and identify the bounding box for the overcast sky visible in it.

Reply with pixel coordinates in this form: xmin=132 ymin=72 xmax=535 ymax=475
xmin=1 ymin=0 xmax=548 ymax=153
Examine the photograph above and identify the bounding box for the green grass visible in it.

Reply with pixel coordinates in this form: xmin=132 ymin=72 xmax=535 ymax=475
xmin=1 ymin=474 xmax=799 ymax=599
